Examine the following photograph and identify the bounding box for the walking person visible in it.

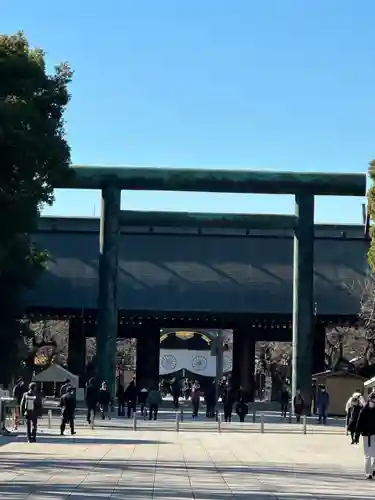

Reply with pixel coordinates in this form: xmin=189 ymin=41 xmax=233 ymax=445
xmin=346 ymin=396 xmax=362 ymax=444
xmin=171 ymin=378 xmax=180 ymax=409
xmin=98 ymin=381 xmax=112 ymax=420
xmin=354 ymin=393 xmax=375 ymax=479
xmin=317 ymin=385 xmax=330 ymax=425
xmin=12 ymin=378 xmax=26 ymax=429
xmin=280 ymin=387 xmax=290 ymax=418
xmin=182 ymin=378 xmax=190 ymax=400
xmin=236 ymin=392 xmax=249 ymax=423
xmin=124 ymin=378 xmax=138 ymax=418
xmin=293 ymin=390 xmax=304 ymax=424
xmin=222 ymin=383 xmax=235 ymax=423
xmin=60 ymin=387 xmax=76 ymax=436
xmin=21 ymin=382 xmax=42 ymax=443
xmin=139 ymin=386 xmax=148 ymax=417
xmin=204 ymin=381 xmax=216 ymax=418
xmin=346 ymin=389 xmax=366 ymax=413
xmin=191 ymin=381 xmax=201 ymax=418
xmin=85 ymin=377 xmax=98 ymax=425
xmin=146 ymin=385 xmax=162 ymax=421
xmin=116 ymin=379 xmax=125 ymax=417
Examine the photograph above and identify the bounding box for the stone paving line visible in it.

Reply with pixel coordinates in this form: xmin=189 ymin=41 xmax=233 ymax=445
xmin=0 ymin=422 xmax=374 ymax=499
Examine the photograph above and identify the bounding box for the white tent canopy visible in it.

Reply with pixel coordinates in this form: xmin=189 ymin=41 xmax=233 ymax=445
xmin=364 ymin=376 xmax=375 ymax=392
xmin=33 ymin=364 xmax=79 ymax=388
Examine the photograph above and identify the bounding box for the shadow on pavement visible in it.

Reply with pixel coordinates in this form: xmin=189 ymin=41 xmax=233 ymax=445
xmin=10 ymin=434 xmax=168 ymax=446
xmin=0 ymin=457 xmax=366 ymax=480
xmin=0 ymin=435 xmax=20 ymax=448
xmin=0 ymin=477 xmax=372 ymax=499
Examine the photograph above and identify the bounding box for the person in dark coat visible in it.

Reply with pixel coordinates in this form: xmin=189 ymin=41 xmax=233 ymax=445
xmin=116 ymin=380 xmax=125 ymax=417
xmin=317 ymin=385 xmax=330 ymax=424
xmin=205 ymin=381 xmax=216 ymax=418
xmin=236 ymin=392 xmax=249 ymax=423
xmin=191 ymin=382 xmax=201 ymax=418
xmin=293 ymin=390 xmax=304 ymax=423
xmin=124 ymin=379 xmax=138 ymax=418
xmin=146 ymin=385 xmax=162 ymax=421
xmin=21 ymin=382 xmax=42 ymax=443
xmin=280 ymin=387 xmax=290 ymax=418
xmin=60 ymin=387 xmax=76 ymax=436
xmin=222 ymin=383 xmax=235 ymax=423
xmin=354 ymin=393 xmax=375 ymax=479
xmin=98 ymin=381 xmax=112 ymax=420
xmin=346 ymin=396 xmax=362 ymax=444
xmin=171 ymin=378 xmax=180 ymax=409
xmin=85 ymin=378 xmax=99 ymax=425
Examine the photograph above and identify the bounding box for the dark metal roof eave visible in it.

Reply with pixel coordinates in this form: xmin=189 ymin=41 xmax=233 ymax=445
xmin=118 ymin=210 xmax=297 ymax=229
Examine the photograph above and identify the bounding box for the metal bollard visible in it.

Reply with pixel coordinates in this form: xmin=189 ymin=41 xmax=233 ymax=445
xmin=48 ymin=410 xmax=52 ymax=429
xmin=260 ymin=413 xmax=264 ymax=434
xmin=218 ymin=413 xmax=222 ymax=433
xmin=0 ymin=400 xmax=4 ymax=432
xmin=176 ymin=412 xmax=180 ymax=432
xmin=13 ymin=408 xmax=17 ymax=430
xmin=288 ymin=410 xmax=292 ymax=424
xmin=252 ymin=410 xmax=256 ymax=423
xmin=133 ymin=411 xmax=137 ymax=431
xmin=302 ymin=415 xmax=307 ymax=435
xmin=180 ymin=408 xmax=184 ymax=422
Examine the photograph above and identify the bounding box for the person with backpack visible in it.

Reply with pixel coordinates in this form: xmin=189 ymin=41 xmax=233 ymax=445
xmin=21 ymin=382 xmax=42 ymax=443
xmin=60 ymin=387 xmax=77 ymax=436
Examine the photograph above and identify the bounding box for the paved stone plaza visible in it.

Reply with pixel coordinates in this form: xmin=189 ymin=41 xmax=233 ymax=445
xmin=0 ymin=416 xmax=373 ymax=499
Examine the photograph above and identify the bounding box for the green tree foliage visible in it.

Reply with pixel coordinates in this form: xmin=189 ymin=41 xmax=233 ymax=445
xmin=0 ymin=32 xmax=73 ymax=384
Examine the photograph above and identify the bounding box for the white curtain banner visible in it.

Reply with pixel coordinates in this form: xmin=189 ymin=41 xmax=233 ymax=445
xmin=159 ymin=349 xmax=232 ymax=376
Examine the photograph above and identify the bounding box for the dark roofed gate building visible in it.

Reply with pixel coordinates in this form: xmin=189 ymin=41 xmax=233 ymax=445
xmin=25 ymin=214 xmax=369 ymax=400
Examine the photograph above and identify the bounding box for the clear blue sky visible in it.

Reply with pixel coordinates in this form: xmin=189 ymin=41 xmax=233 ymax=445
xmin=3 ymin=1 xmax=374 ymax=223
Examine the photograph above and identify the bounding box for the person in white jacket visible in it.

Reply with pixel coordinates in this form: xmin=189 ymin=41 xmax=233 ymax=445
xmin=345 ymin=390 xmax=365 ymax=413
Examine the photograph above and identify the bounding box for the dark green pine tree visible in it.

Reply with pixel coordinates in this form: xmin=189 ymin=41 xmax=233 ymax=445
xmin=0 ymin=32 xmax=73 ymax=385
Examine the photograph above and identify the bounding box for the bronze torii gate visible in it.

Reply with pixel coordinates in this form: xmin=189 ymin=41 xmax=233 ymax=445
xmin=58 ymin=166 xmax=366 ymax=400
